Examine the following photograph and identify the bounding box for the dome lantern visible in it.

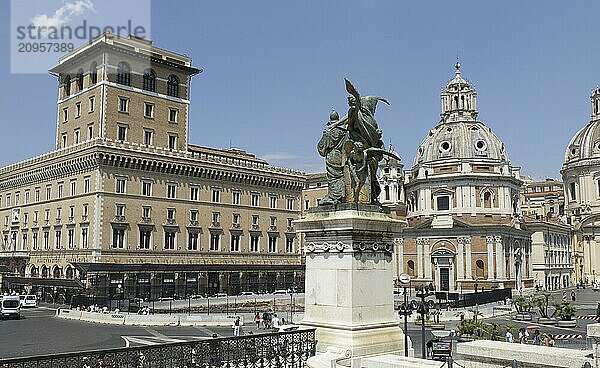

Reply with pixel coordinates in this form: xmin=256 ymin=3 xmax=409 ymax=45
xmin=440 ymin=63 xmax=478 ymax=123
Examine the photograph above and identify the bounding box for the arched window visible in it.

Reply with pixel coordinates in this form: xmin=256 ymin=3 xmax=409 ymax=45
xmin=63 ymin=75 xmax=71 ymax=97
xmin=65 ymin=266 xmax=74 ymax=279
xmin=76 ymin=68 xmax=84 ymax=91
xmin=41 ymin=265 xmax=49 ymax=278
xmin=30 ymin=265 xmax=38 ymax=277
xmin=475 ymin=259 xmax=485 ymax=278
xmin=167 ymin=74 xmax=179 ymax=97
xmin=407 ymin=260 xmax=415 ymax=276
xmin=143 ymin=68 xmax=156 ymax=92
xmin=89 ymin=62 xmax=97 ymax=85
xmin=384 ymin=185 xmax=390 ymax=201
xmin=483 ymin=191 xmax=492 ymax=208
xmin=52 ymin=266 xmax=62 ymax=279
xmin=116 ymin=62 xmax=131 ymax=86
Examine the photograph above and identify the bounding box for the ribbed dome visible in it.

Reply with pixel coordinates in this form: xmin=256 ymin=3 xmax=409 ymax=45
xmin=413 ymin=64 xmax=509 ymax=166
xmin=414 ymin=121 xmax=509 ymax=166
xmin=564 ymin=120 xmax=600 ymax=164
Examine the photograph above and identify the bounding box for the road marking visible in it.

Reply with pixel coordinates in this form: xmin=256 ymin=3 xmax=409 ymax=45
xmin=122 ymin=335 xmax=209 ymax=348
xmin=193 ymin=325 xmax=217 ymax=335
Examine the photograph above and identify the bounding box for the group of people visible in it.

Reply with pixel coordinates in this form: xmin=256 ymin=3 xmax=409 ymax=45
xmin=254 ymin=309 xmax=286 ymax=330
xmin=505 ymin=327 xmax=555 ymax=346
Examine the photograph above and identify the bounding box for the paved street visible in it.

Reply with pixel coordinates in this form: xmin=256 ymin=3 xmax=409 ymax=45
xmin=1 ymin=288 xmax=597 ymax=359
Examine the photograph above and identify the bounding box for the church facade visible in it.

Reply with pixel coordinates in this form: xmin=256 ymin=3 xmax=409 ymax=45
xmin=396 ymin=64 xmax=533 ymax=292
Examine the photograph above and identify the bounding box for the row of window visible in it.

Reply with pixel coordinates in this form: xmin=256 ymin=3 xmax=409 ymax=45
xmin=113 ymin=228 xmax=295 ymax=253
xmin=63 ymin=62 xmax=181 ymax=98
xmin=116 ymin=96 xmax=179 ymax=122
xmin=1 ymin=178 xmax=91 ymax=209
xmin=114 ymin=178 xmax=296 ymax=209
xmin=3 ymin=204 xmax=89 ymax=228
xmin=3 ymin=228 xmax=88 ymax=251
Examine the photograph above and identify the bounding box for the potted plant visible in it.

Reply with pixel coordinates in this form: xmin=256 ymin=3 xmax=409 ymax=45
xmin=532 ymin=291 xmax=556 ymax=325
xmin=555 ymin=301 xmax=577 ymax=327
xmin=512 ymin=296 xmax=533 ymax=321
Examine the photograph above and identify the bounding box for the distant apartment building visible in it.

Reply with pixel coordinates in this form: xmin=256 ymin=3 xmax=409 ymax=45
xmin=520 ymin=178 xmax=565 ymax=221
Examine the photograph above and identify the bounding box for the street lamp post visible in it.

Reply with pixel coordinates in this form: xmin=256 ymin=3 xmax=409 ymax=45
xmin=397 ymin=273 xmax=412 ymax=357
xmin=416 ymin=283 xmax=435 ymax=359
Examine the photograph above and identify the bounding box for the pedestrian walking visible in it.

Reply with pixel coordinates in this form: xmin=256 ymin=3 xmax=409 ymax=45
xmin=518 ymin=328 xmax=529 ymax=344
xmin=272 ymin=313 xmax=280 ymax=328
xmin=254 ymin=312 xmax=261 ymax=329
xmin=233 ymin=316 xmax=241 ymax=336
xmin=505 ymin=328 xmax=514 ymax=343
xmin=533 ymin=330 xmax=541 ymax=345
xmin=571 ymin=290 xmax=576 ymax=302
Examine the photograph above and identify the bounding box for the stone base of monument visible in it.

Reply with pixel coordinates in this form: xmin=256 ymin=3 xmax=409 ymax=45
xmin=295 ymin=204 xmax=410 ymax=361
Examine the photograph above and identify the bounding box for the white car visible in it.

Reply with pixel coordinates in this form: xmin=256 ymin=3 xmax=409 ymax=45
xmin=239 ymin=291 xmax=256 ymax=296
xmin=21 ymin=295 xmax=37 ymax=308
xmin=273 ymin=289 xmax=289 ymax=295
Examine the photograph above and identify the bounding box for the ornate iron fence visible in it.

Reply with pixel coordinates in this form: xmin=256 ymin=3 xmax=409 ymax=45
xmin=0 ymin=328 xmax=316 ymax=368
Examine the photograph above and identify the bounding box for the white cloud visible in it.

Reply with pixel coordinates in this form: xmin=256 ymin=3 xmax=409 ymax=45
xmin=31 ymin=0 xmax=95 ymax=30
xmin=260 ymin=152 xmax=300 ymax=161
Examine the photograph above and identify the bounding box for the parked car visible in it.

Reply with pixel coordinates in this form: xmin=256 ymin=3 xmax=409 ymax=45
xmin=158 ymin=297 xmax=174 ymax=302
xmin=190 ymin=294 xmax=205 ymax=299
xmin=213 ymin=293 xmax=228 ymax=298
xmin=1 ymin=295 xmax=21 ymax=319
xmin=273 ymin=289 xmax=289 ymax=295
xmin=21 ymin=295 xmax=37 ymax=308
xmin=239 ymin=291 xmax=256 ymax=296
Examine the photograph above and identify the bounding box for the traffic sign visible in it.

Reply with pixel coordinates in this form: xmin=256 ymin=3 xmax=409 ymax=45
xmin=399 ymin=273 xmax=411 ymax=285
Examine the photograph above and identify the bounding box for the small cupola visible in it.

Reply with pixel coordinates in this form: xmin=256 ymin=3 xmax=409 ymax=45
xmin=440 ymin=62 xmax=478 ymax=123
xmin=591 ymin=88 xmax=600 ymax=121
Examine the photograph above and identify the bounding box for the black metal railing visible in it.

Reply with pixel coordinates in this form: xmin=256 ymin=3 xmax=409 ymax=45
xmin=0 ymin=328 xmax=316 ymax=368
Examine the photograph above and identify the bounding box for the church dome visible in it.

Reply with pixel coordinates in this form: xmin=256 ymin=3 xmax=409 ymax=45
xmin=564 ymin=88 xmax=600 ymax=164
xmin=413 ymin=63 xmax=509 ymax=166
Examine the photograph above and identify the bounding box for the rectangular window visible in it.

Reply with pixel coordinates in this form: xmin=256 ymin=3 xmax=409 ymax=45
xmin=142 ymin=181 xmax=152 ymax=196
xmin=268 ymin=236 xmax=277 ymax=253
xmin=232 ymin=191 xmax=240 ymax=205
xmin=232 ymin=213 xmax=240 ymax=225
xmin=82 ymin=204 xmax=88 ymax=218
xmin=269 ymin=196 xmax=277 ymax=209
xmin=55 ymin=230 xmax=62 ymax=249
xmin=33 ymin=211 xmax=38 ymax=223
xmin=212 ymin=189 xmax=221 ymax=203
xmin=188 ymin=232 xmax=198 ymax=250
xmin=84 ymin=178 xmax=90 ymax=193
xmin=118 ymin=97 xmax=128 ymax=112
xmin=74 ymin=129 xmax=80 ymax=144
xmin=112 ymin=228 xmax=125 ymax=248
xmin=116 ymin=178 xmax=126 ymax=194
xmin=144 ymin=130 xmax=153 ymax=145
xmin=139 ymin=229 xmax=151 ymax=249
xmin=190 ymin=186 xmax=199 ymax=201
xmin=287 ymin=218 xmax=293 ymax=228
xmin=89 ymin=96 xmax=95 ymax=112
xmin=167 ymin=208 xmax=176 ymax=220
xmin=437 ymin=196 xmax=450 ymax=211
xmin=44 ymin=209 xmax=50 ymax=222
xmin=286 ymin=237 xmax=294 ymax=253
xmin=270 ymin=216 xmax=277 ymax=227
xmin=251 ymin=193 xmax=259 ymax=207
xmin=212 ymin=212 xmax=220 ymax=225
xmin=164 ymin=230 xmax=176 ymax=250
xmin=142 ymin=206 xmax=151 ymax=220
xmin=5 ymin=194 xmax=10 ymax=207
xmin=70 ymin=180 xmax=76 ymax=196
xmin=168 ymin=108 xmax=178 ymax=123
xmin=252 ymin=215 xmax=259 ymax=226
xmin=167 ymin=184 xmax=176 ymax=199
xmin=286 ymin=198 xmax=294 ymax=210
xmin=62 ymin=134 xmax=67 ymax=148
xmin=168 ymin=134 xmax=177 ymax=150
xmin=569 ymin=182 xmax=576 ymax=201
xmin=63 ymin=107 xmax=68 ymax=122
xmin=81 ymin=228 xmax=88 ymax=249
xmin=230 ymin=234 xmax=240 ymax=252
xmin=190 ymin=210 xmax=198 ymax=222
xmin=69 ymin=206 xmax=75 ymax=220
xmin=22 ymin=233 xmax=27 ymax=250
xmin=115 ymin=204 xmax=125 ymax=217
xmin=88 ymin=124 xmax=93 ymax=140
xmin=14 ymin=193 xmax=19 ymax=206
xmin=32 ymin=232 xmax=38 ymax=250
xmin=117 ymin=125 xmax=127 ymax=141
xmin=43 ymin=231 xmax=49 ymax=249
xmin=35 ymin=187 xmax=40 ymax=202
xmin=67 ymin=229 xmax=74 ymax=249
xmin=75 ymin=102 xmax=81 ymax=118
xmin=57 ymin=183 xmax=63 ymax=198
xmin=250 ymin=235 xmax=260 ymax=252
xmin=210 ymin=233 xmax=220 ymax=251
xmin=144 ymin=103 xmax=154 ymax=118
xmin=56 ymin=207 xmax=62 ymax=220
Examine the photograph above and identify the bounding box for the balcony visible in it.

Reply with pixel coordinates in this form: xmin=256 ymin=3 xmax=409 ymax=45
xmin=113 ymin=215 xmax=126 ymax=223
xmin=165 ymin=218 xmax=177 ymax=226
xmin=211 ymin=221 xmax=221 ymax=228
xmin=251 ymin=224 xmax=260 ymax=231
xmin=140 ymin=217 xmax=152 ymax=224
xmin=68 ymin=216 xmax=74 ymax=223
xmin=81 ymin=215 xmax=88 ymax=222
xmin=269 ymin=225 xmax=278 ymax=232
xmin=231 ymin=223 xmax=241 ymax=229
xmin=189 ymin=220 xmax=199 ymax=227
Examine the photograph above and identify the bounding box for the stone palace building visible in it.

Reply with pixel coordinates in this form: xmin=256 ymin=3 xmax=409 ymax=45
xmin=0 ymin=33 xmax=305 ymax=301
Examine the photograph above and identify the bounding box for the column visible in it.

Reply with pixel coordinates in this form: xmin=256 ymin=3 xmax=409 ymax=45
xmin=456 ymin=237 xmax=464 ymax=280
xmin=486 ymin=236 xmax=495 ymax=280
xmin=495 ymin=236 xmax=505 ymax=279
xmin=509 ymin=243 xmax=515 ymax=280
xmin=394 ymin=238 xmax=404 ymax=278
xmin=417 ymin=238 xmax=424 ymax=279
xmin=424 ymin=238 xmax=432 ymax=280
xmin=465 ymin=237 xmax=472 ymax=279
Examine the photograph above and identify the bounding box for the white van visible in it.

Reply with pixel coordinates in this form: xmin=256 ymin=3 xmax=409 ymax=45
xmin=1 ymin=295 xmax=21 ymax=319
xmin=21 ymin=294 xmax=37 ymax=308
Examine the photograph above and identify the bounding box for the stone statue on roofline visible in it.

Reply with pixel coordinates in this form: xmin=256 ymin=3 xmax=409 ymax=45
xmin=317 ymin=79 xmax=400 ymax=206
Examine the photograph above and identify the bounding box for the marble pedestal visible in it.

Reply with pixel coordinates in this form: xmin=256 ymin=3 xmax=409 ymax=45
xmin=295 ymin=204 xmax=408 ymax=358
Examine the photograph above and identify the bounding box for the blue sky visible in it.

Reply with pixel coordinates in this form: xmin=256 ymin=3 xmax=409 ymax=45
xmin=1 ymin=1 xmax=599 ymax=179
